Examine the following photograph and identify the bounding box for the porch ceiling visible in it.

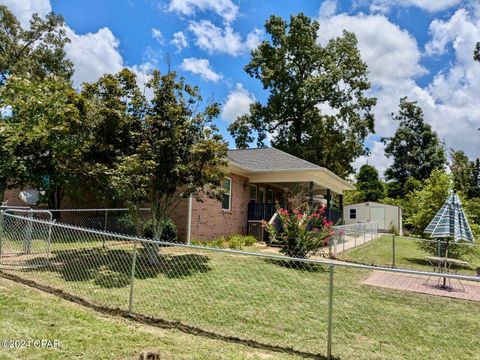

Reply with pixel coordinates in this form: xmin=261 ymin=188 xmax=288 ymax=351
xmin=247 ymin=169 xmax=355 ymax=195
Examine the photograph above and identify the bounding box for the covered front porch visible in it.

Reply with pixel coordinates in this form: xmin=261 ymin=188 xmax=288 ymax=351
xmin=243 ymin=168 xmax=354 ymax=241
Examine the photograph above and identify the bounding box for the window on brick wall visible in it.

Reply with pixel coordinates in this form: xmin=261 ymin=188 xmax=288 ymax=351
xmin=222 ymin=178 xmax=232 ymax=211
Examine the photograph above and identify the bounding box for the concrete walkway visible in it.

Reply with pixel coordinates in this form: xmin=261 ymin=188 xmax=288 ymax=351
xmin=364 ymin=270 xmax=480 ymax=302
xmin=332 ymin=233 xmax=378 ymax=255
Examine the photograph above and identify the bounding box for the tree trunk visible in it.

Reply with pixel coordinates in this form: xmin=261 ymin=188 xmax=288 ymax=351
xmin=48 ymin=185 xmax=64 ymax=220
xmin=144 ymin=195 xmax=164 ymax=266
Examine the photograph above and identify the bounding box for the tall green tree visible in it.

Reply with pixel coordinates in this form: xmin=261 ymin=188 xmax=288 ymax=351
xmin=0 ymin=5 xmax=72 ymax=85
xmin=228 ymin=13 xmax=376 ymax=177
xmin=450 ymin=149 xmax=473 ymax=195
xmin=383 ymin=97 xmax=446 ymax=197
xmin=0 ymin=76 xmax=87 ymax=209
xmin=80 ymin=68 xmax=146 ymax=204
xmin=0 ymin=5 xmax=73 ymax=202
xmin=355 ymin=164 xmax=384 ymax=202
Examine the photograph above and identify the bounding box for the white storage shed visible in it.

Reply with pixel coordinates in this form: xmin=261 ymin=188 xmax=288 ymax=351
xmin=343 ymin=202 xmax=403 ymax=235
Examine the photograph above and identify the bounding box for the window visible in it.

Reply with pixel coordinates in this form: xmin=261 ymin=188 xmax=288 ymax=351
xmin=349 ymin=209 xmax=357 ymax=219
xmin=222 ymin=178 xmax=232 ymax=211
xmin=249 ymin=184 xmax=257 ymax=202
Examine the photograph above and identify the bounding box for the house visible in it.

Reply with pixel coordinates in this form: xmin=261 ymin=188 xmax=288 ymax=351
xmin=171 ymin=147 xmax=355 ymax=242
xmin=343 ymin=202 xmax=403 ymax=235
xmin=2 ymin=147 xmax=355 ymax=242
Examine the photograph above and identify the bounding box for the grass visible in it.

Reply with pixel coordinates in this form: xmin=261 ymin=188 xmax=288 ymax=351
xmin=0 ymin=277 xmax=301 ymax=360
xmin=1 ymin=237 xmax=480 ymax=359
xmin=338 ymin=235 xmax=480 ymax=275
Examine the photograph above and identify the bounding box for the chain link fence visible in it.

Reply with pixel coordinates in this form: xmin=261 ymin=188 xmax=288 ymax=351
xmin=0 ymin=207 xmax=152 ymax=236
xmin=1 ymin=211 xmax=480 ymax=359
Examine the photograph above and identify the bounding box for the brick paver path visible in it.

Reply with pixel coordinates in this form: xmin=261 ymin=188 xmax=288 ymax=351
xmin=364 ymin=271 xmax=480 ymax=302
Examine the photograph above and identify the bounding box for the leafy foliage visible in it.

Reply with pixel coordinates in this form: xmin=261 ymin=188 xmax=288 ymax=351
xmin=0 ymin=76 xmax=87 ymax=209
xmin=264 ymin=206 xmax=333 ymax=258
xmin=450 ymin=149 xmax=480 ymax=199
xmin=355 ymin=165 xmax=384 ymax=202
xmin=383 ymin=97 xmax=446 ymax=197
xmin=228 ymin=13 xmax=376 ymax=177
xmin=0 ymin=5 xmax=73 ymax=85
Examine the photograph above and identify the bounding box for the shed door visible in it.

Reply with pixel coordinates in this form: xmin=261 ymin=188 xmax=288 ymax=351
xmin=370 ymin=207 xmax=385 ymax=229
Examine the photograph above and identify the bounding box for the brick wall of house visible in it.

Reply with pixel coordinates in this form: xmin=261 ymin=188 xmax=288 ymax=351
xmin=169 ymin=173 xmax=249 ymax=241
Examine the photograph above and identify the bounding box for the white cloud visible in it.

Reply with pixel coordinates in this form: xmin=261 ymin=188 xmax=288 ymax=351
xmin=171 ymin=31 xmax=188 ymax=51
xmin=65 ymin=27 xmax=124 ymax=87
xmin=180 ymin=57 xmax=222 ymax=82
xmin=353 ymin=140 xmax=393 ymax=177
xmin=0 ymin=0 xmax=51 ymax=27
xmin=166 ymin=0 xmax=238 ymax=23
xmin=189 ymin=20 xmax=262 ymax=56
xmin=319 ymin=0 xmax=337 ymax=18
xmin=221 ymin=83 xmax=255 ymax=122
xmin=369 ymin=0 xmax=462 ymax=13
xmin=317 ymin=13 xmax=426 ymax=88
xmin=151 ymin=28 xmax=164 ymax=45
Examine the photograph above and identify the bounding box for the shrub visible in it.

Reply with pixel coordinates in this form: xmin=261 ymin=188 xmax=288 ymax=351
xmin=143 ymin=218 xmax=178 ymax=242
xmin=192 ymin=235 xmax=257 ymax=249
xmin=264 ymin=206 xmax=333 ymax=258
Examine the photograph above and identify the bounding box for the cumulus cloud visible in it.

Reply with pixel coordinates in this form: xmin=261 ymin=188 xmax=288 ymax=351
xmin=171 ymin=31 xmax=188 ymax=51
xmin=166 ymin=0 xmax=238 ymax=23
xmin=189 ymin=20 xmax=263 ymax=56
xmin=0 ymin=0 xmax=51 ymax=27
xmin=319 ymin=0 xmax=337 ymax=18
xmin=353 ymin=139 xmax=393 ymax=177
xmin=369 ymin=0 xmax=462 ymax=13
xmin=221 ymin=83 xmax=255 ymax=122
xmin=317 ymin=13 xmax=426 ymax=88
xmin=180 ymin=57 xmax=222 ymax=82
xmin=65 ymin=27 xmax=124 ymax=87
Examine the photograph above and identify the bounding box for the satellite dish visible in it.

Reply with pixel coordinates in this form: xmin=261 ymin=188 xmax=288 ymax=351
xmin=19 ymin=190 xmax=41 ymax=206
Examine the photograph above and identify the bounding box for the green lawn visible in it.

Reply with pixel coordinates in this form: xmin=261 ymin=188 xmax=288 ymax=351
xmin=0 ymin=277 xmax=301 ymax=360
xmin=1 ymin=238 xmax=480 ymax=359
xmin=338 ymin=235 xmax=480 ymax=275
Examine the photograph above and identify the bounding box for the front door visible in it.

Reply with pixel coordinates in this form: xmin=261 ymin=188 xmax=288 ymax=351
xmin=370 ymin=207 xmax=385 ymax=229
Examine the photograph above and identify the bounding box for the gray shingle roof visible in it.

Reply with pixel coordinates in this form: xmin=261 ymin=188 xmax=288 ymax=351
xmin=227 ymin=148 xmax=321 ymax=171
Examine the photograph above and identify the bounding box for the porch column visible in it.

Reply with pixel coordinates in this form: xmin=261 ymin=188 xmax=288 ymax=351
xmin=309 ymin=181 xmax=314 ymax=206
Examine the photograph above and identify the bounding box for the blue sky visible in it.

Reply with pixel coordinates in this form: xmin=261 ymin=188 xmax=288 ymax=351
xmin=3 ymin=0 xmax=480 ymax=175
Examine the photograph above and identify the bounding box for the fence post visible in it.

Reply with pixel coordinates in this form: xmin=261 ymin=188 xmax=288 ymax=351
xmin=327 ymin=263 xmax=335 ymax=360
xmin=24 ymin=208 xmax=33 ymax=254
xmin=392 ymin=233 xmax=396 ymax=268
xmin=0 ymin=211 xmax=4 ymax=256
xmin=363 ymin=224 xmax=366 ymax=243
xmin=47 ymin=220 xmax=56 ymax=259
xmin=128 ymin=239 xmax=139 ymax=313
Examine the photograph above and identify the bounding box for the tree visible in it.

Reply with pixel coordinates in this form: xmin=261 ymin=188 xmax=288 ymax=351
xmin=407 ymin=169 xmax=451 ymax=236
xmin=383 ymin=97 xmax=446 ymax=197
xmin=355 ymin=164 xmax=384 ymax=202
xmin=0 ymin=5 xmax=72 ymax=85
xmin=80 ymin=69 xmax=146 ymax=205
xmin=449 ymin=149 xmax=480 ymax=200
xmin=228 ymin=13 xmax=376 ymax=177
xmin=0 ymin=5 xmax=73 ymax=202
xmin=450 ymin=149 xmax=473 ymax=195
xmin=474 ymin=42 xmax=480 ymax=62
xmin=109 ymin=70 xmax=228 ymax=263
xmin=0 ymin=76 xmax=87 ymax=209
